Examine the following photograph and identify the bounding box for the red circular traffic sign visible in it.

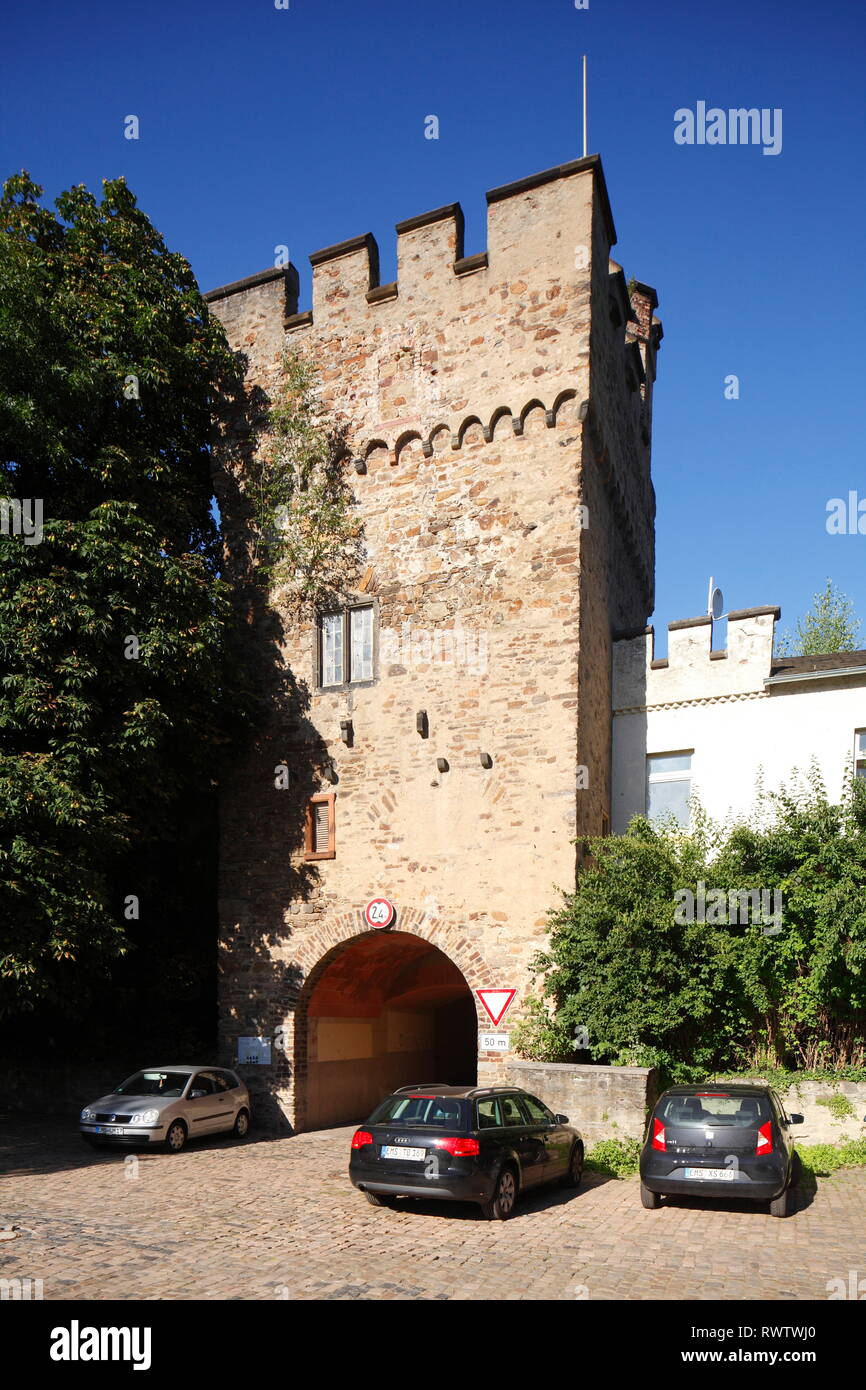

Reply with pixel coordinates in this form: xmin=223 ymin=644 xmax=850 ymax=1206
xmin=364 ymin=898 xmax=396 ymax=929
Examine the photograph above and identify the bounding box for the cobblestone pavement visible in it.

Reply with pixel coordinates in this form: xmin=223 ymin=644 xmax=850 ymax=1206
xmin=1 ymin=1119 xmax=864 ymax=1300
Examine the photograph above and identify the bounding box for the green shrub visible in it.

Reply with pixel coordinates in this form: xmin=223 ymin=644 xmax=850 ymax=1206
xmin=515 ymin=781 xmax=866 ymax=1079
xmin=585 ymin=1138 xmax=642 ymax=1178
xmin=816 ymin=1094 xmax=856 ymax=1119
xmin=718 ymin=1064 xmax=866 ymax=1091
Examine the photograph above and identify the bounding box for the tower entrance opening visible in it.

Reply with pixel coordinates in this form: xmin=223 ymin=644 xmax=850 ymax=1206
xmin=300 ymin=931 xmax=477 ymax=1130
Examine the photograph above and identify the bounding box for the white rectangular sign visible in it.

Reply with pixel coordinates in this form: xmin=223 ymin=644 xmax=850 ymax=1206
xmin=237 ymin=1036 xmax=272 ymax=1065
xmin=479 ymin=1031 xmax=510 ymax=1052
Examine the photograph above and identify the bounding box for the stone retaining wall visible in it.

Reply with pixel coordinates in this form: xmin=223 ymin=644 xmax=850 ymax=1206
xmin=722 ymin=1076 xmax=866 ymax=1147
xmin=477 ymin=1059 xmax=659 ymax=1145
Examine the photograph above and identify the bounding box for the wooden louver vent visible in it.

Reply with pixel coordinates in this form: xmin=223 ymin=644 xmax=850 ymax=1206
xmin=313 ymin=801 xmax=330 ymax=854
xmin=304 ymin=793 xmax=335 ymax=861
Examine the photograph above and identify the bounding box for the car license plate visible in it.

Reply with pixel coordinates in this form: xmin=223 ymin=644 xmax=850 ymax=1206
xmin=94 ymin=1126 xmax=125 ymax=1135
xmin=683 ymin=1167 xmax=735 ymax=1181
xmin=380 ymin=1145 xmax=426 ymax=1161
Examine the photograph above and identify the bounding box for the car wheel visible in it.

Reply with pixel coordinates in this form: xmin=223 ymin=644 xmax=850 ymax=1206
xmin=233 ymin=1108 xmax=250 ymax=1139
xmin=481 ymin=1165 xmax=518 ymax=1221
xmin=164 ymin=1120 xmax=187 ymax=1154
xmin=770 ymin=1187 xmax=789 ymax=1218
xmin=561 ymin=1142 xmax=584 ymax=1188
xmin=640 ymin=1181 xmax=661 ymax=1210
xmin=364 ymin=1190 xmax=396 ymax=1208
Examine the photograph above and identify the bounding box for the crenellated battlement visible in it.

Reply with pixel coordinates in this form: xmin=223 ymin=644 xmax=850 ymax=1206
xmin=204 ymin=157 xmax=657 ymax=446
xmin=205 ymin=154 xmax=661 ymax=619
xmin=613 ymin=606 xmax=781 ymax=710
xmin=205 ymin=157 xmax=615 ymax=323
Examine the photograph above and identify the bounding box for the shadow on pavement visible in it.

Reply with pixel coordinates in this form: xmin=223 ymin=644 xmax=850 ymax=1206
xmin=650 ymin=1172 xmax=816 ymax=1217
xmin=0 ymin=1114 xmax=288 ymax=1178
xmin=363 ymin=1171 xmax=613 ymax=1223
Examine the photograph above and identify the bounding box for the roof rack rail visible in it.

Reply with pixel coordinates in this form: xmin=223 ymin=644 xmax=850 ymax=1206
xmin=393 ymin=1082 xmax=447 ymax=1094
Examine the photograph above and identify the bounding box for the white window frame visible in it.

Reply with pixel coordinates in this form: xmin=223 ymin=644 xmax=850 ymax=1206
xmin=854 ymin=730 xmax=866 ymax=781
xmin=318 ymin=603 xmax=376 ymax=689
xmin=646 ymin=751 xmax=693 ymax=827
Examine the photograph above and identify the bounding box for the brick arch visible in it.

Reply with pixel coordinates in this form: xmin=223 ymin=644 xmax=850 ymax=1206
xmin=292 ymin=904 xmax=490 ymax=1005
xmin=288 ymin=905 xmax=491 ymax=1131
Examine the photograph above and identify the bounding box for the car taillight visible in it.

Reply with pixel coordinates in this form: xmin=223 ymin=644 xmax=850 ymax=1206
xmin=756 ymin=1121 xmax=773 ymax=1155
xmin=434 ymin=1136 xmax=480 ymax=1157
xmin=651 ymin=1118 xmax=666 ymax=1152
xmin=351 ymin=1130 xmax=373 ymax=1150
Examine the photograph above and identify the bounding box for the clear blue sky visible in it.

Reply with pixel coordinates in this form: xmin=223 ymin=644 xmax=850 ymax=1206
xmin=3 ymin=0 xmax=865 ymax=647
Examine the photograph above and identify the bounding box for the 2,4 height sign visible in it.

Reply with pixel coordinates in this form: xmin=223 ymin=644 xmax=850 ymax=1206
xmin=364 ymin=898 xmax=396 ymax=929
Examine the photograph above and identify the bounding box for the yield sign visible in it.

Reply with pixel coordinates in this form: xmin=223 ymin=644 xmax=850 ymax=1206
xmin=476 ymin=988 xmax=516 ymax=1027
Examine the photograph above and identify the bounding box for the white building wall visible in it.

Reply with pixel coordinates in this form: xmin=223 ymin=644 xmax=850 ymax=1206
xmin=612 ymin=606 xmax=866 ymax=833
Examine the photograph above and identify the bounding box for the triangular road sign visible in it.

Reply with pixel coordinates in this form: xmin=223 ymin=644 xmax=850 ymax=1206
xmin=476 ymin=988 xmax=516 ymax=1027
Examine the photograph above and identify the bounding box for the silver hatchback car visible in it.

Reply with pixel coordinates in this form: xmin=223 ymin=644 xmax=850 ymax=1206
xmin=80 ymin=1065 xmax=251 ymax=1153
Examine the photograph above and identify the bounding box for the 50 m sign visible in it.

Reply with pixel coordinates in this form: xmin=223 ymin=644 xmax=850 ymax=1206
xmin=364 ymin=898 xmax=396 ymax=929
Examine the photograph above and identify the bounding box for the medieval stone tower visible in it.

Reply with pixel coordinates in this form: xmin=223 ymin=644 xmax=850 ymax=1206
xmin=205 ymin=154 xmax=662 ymax=1131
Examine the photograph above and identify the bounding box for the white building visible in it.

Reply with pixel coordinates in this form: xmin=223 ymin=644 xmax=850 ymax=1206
xmin=612 ymin=605 xmax=866 ymax=833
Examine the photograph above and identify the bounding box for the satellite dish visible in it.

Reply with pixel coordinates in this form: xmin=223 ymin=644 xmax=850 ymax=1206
xmin=707 ymin=577 xmax=724 ymax=620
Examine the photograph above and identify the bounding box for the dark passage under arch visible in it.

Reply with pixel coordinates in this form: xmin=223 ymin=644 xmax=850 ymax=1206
xmin=300 ymin=931 xmax=477 ymax=1130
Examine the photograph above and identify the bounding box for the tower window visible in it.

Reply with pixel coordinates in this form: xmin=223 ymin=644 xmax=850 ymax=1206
xmin=305 ymin=793 xmax=335 ymax=861
xmin=318 ymin=604 xmax=374 ymax=687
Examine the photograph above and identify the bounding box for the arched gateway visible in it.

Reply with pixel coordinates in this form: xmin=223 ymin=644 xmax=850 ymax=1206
xmin=289 ymin=908 xmax=488 ymax=1131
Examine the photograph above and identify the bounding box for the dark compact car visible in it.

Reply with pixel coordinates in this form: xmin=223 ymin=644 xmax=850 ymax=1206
xmin=639 ymin=1083 xmax=803 ymax=1217
xmin=349 ymin=1084 xmax=584 ymax=1219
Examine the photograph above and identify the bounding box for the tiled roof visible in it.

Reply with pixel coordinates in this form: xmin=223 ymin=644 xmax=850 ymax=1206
xmin=770 ymin=650 xmax=866 ymax=677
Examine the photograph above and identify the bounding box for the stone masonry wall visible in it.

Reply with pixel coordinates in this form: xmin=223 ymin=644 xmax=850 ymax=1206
xmin=205 ymin=156 xmax=660 ymax=1129
xmin=476 ymin=1059 xmax=659 ymax=1145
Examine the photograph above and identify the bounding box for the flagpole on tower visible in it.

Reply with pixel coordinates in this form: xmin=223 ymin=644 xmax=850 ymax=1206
xmin=582 ymin=54 xmax=588 ymax=157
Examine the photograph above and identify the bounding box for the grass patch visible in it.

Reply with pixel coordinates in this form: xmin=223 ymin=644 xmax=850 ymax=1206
xmin=796 ymin=1139 xmax=866 ymax=1178
xmin=585 ymin=1137 xmax=866 ymax=1182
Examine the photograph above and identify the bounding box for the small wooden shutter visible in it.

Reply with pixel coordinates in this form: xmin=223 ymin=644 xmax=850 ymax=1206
xmin=305 ymin=793 xmax=335 ymax=860
xmin=313 ymin=800 xmax=330 ymax=854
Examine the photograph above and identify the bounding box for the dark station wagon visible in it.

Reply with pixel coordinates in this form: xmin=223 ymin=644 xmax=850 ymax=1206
xmin=349 ymin=1083 xmax=585 ymax=1220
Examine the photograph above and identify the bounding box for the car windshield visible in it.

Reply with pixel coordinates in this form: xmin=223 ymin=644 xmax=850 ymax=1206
xmin=658 ymin=1093 xmax=772 ymax=1128
xmin=369 ymin=1095 xmax=467 ymax=1128
xmin=113 ymin=1071 xmax=189 ymax=1098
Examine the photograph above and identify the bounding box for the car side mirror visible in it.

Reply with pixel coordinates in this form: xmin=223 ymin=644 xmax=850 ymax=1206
xmin=788 ymin=1114 xmax=804 ymax=1124
xmin=555 ymin=1114 xmax=570 ymax=1125
xmin=190 ymin=1089 xmax=205 ymax=1099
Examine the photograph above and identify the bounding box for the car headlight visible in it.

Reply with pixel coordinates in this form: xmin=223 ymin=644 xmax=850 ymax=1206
xmin=80 ymin=1109 xmax=94 ymax=1121
xmin=129 ymin=1109 xmax=160 ymax=1126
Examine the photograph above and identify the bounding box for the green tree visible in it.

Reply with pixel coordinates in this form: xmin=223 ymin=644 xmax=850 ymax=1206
xmin=0 ymin=172 xmax=249 ymax=1019
xmin=511 ymin=817 xmax=740 ymax=1080
xmin=775 ymin=579 xmax=861 ymax=657
xmin=513 ymin=781 xmax=866 ymax=1079
xmin=242 ymin=349 xmax=363 ymax=611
